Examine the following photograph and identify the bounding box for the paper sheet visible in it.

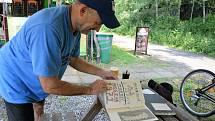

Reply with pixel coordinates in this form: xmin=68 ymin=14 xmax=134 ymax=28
xmin=151 ymin=103 xmax=172 ymax=111
xmin=142 ymin=89 xmax=155 ymax=94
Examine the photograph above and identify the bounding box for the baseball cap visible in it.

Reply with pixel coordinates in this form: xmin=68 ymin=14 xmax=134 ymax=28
xmin=79 ymin=0 xmax=120 ymax=29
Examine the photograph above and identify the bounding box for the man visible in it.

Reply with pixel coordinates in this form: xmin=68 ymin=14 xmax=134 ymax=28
xmin=0 ymin=0 xmax=120 ymax=121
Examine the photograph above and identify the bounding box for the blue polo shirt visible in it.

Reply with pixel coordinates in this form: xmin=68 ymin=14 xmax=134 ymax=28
xmin=0 ymin=6 xmax=81 ymax=103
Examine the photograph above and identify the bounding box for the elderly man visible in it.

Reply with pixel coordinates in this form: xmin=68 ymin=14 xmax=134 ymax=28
xmin=0 ymin=0 xmax=120 ymax=121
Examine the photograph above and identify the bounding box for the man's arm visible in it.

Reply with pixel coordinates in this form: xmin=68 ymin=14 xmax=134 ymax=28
xmin=39 ymin=76 xmax=106 ymax=96
xmin=70 ymin=57 xmax=117 ymax=79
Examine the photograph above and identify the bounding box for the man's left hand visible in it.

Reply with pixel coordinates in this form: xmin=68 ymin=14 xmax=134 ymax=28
xmin=100 ymin=70 xmax=118 ymax=80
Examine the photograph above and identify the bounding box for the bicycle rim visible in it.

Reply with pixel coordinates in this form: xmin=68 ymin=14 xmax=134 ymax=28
xmin=180 ymin=69 xmax=215 ymax=117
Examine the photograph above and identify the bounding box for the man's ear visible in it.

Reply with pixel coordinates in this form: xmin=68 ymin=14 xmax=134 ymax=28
xmin=79 ymin=4 xmax=88 ymax=17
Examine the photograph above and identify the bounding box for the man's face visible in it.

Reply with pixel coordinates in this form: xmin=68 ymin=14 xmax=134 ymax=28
xmin=77 ymin=7 xmax=102 ymax=35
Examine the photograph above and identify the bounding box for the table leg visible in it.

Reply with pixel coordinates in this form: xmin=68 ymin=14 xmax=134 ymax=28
xmin=81 ymin=98 xmax=103 ymax=121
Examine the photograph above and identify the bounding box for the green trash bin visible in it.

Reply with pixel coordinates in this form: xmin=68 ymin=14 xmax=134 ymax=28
xmin=43 ymin=0 xmax=49 ymax=8
xmin=96 ymin=33 xmax=113 ymax=64
xmin=0 ymin=40 xmax=6 ymax=48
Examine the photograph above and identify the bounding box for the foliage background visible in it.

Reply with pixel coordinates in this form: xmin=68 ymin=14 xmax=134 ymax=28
xmin=102 ymin=0 xmax=215 ymax=56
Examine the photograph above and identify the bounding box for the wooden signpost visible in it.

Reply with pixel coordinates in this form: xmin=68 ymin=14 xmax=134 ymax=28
xmin=134 ymin=27 xmax=149 ymax=55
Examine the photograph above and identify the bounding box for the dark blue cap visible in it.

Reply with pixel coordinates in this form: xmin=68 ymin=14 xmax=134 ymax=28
xmin=79 ymin=0 xmax=120 ymax=29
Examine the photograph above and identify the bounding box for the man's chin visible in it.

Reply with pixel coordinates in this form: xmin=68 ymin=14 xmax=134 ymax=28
xmin=81 ymin=30 xmax=90 ymax=35
xmin=82 ymin=32 xmax=88 ymax=35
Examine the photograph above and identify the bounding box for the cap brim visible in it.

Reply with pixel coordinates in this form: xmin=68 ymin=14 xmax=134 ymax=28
xmin=100 ymin=13 xmax=120 ymax=29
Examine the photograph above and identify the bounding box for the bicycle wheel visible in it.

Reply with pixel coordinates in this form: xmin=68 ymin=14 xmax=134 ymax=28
xmin=180 ymin=69 xmax=215 ymax=117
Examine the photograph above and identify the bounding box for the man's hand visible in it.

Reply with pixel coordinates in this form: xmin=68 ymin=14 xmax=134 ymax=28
xmin=87 ymin=80 xmax=107 ymax=95
xmin=69 ymin=57 xmax=118 ymax=80
xmin=100 ymin=70 xmax=118 ymax=80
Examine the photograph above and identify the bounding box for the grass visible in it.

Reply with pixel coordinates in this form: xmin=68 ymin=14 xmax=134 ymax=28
xmin=154 ymin=77 xmax=215 ymax=121
xmin=80 ymin=37 xmax=170 ymax=68
xmin=102 ymin=45 xmax=170 ymax=69
xmin=80 ymin=33 xmax=169 ymax=68
xmin=111 ymin=45 xmax=142 ymax=65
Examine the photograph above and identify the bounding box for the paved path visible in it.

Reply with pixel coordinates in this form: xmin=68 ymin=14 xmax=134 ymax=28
xmin=112 ymin=34 xmax=215 ymax=74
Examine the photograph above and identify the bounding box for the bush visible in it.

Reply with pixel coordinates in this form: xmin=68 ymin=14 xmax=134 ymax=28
xmin=147 ymin=15 xmax=215 ymax=57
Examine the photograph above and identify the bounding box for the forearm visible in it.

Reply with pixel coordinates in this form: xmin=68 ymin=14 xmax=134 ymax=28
xmin=48 ymin=81 xmax=90 ymax=96
xmin=70 ymin=57 xmax=105 ymax=77
xmin=39 ymin=76 xmax=91 ymax=96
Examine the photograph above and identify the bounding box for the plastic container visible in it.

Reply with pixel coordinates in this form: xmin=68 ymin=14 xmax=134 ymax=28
xmin=96 ymin=33 xmax=113 ymax=63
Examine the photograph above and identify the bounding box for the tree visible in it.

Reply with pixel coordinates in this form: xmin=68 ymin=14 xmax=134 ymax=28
xmin=155 ymin=0 xmax=159 ymax=18
xmin=190 ymin=0 xmax=195 ymax=20
xmin=178 ymin=0 xmax=182 ymax=19
xmin=203 ymin=0 xmax=206 ymax=23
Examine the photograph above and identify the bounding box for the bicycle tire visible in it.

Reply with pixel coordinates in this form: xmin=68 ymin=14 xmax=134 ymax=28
xmin=180 ymin=69 xmax=215 ymax=117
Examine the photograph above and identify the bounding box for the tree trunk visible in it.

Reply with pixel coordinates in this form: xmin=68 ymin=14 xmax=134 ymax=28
xmin=178 ymin=0 xmax=181 ymax=20
xmin=203 ymin=0 xmax=206 ymax=23
xmin=155 ymin=0 xmax=158 ymax=18
xmin=190 ymin=0 xmax=195 ymax=20
xmin=165 ymin=0 xmax=169 ymax=16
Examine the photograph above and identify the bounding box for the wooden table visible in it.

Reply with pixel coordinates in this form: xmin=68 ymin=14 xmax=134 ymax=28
xmin=41 ymin=82 xmax=200 ymax=121
xmin=82 ymin=89 xmax=199 ymax=121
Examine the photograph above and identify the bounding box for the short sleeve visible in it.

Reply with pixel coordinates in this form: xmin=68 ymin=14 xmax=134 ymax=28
xmin=72 ymin=34 xmax=81 ymax=57
xmin=28 ymin=24 xmax=62 ymax=77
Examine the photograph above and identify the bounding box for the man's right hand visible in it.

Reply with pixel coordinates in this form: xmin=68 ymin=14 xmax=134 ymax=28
xmin=87 ymin=80 xmax=107 ymax=95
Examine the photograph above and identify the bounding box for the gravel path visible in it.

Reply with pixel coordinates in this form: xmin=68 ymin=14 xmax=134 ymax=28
xmin=0 ymin=98 xmax=7 ymax=121
xmin=0 ymin=95 xmax=110 ymax=121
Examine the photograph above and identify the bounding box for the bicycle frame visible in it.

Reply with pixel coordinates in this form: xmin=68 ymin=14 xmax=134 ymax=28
xmin=193 ymin=79 xmax=215 ymax=115
xmin=197 ymin=79 xmax=215 ymax=103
